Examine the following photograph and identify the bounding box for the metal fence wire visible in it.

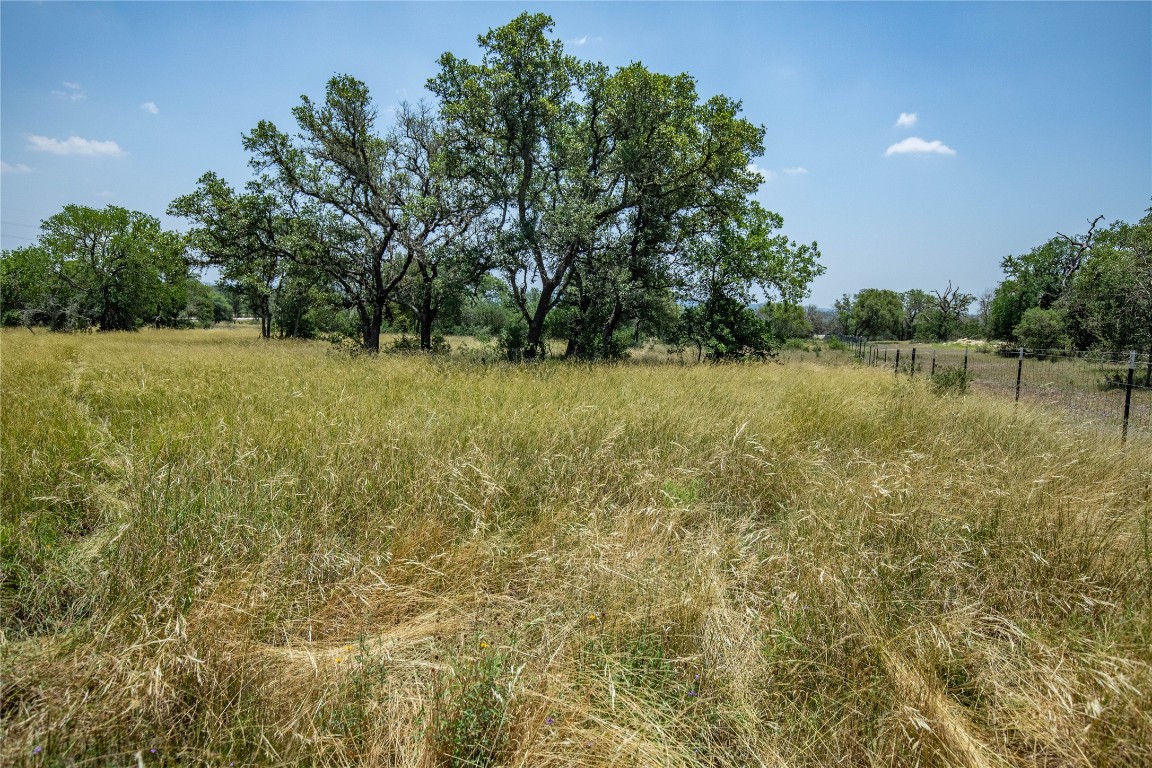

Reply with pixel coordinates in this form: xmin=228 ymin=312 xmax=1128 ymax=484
xmin=856 ymin=343 xmax=1152 ymax=443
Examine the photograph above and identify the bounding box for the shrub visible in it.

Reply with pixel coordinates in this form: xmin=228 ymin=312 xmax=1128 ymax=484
xmin=497 ymin=319 xmax=528 ymax=362
xmin=1013 ymin=307 xmax=1069 ymax=357
xmin=389 ymin=333 xmax=452 ymax=354
xmin=324 ymin=332 xmax=367 ymax=356
xmin=391 ymin=334 xmax=421 ymax=353
xmin=929 ymin=365 xmax=972 ymax=395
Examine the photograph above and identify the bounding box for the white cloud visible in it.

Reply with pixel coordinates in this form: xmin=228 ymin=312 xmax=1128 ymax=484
xmin=26 ymin=134 xmax=126 ymax=157
xmin=895 ymin=112 xmax=918 ymax=128
xmin=98 ymin=190 xmax=115 ymax=198
xmin=1 ymin=161 xmax=32 ymax=174
xmin=570 ymin=35 xmax=601 ymax=46
xmin=51 ymin=82 xmax=86 ymax=101
xmin=747 ymin=162 xmax=774 ymax=181
xmin=884 ymin=137 xmax=956 ymax=156
xmin=140 ymin=101 xmax=159 ymax=115
xmin=748 ymin=164 xmax=807 ymax=179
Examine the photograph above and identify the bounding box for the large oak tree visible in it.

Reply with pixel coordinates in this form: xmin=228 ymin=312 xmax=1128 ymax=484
xmin=428 ymin=12 xmax=770 ymax=358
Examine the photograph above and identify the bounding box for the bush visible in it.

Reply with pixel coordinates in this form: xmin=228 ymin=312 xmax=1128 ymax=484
xmin=782 ymin=337 xmax=811 ymax=352
xmin=391 ymin=334 xmax=421 ymax=353
xmin=429 ymin=334 xmax=452 ymax=355
xmin=390 ymin=333 xmax=452 ymax=354
xmin=929 ymin=366 xmax=972 ymax=395
xmin=497 ymin=319 xmax=528 ymax=362
xmin=324 ymin=333 xmax=368 ymax=357
xmin=1013 ymin=307 xmax=1069 ymax=357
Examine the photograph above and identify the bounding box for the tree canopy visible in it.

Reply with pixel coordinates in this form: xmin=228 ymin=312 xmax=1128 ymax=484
xmin=1 ymin=205 xmax=189 ymax=331
xmin=989 ymin=210 xmax=1152 ymax=354
xmin=426 ymin=12 xmax=810 ymax=358
xmin=9 ymin=14 xmax=825 ymax=358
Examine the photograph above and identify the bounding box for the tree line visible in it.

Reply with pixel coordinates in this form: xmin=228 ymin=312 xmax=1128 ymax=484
xmin=819 ymin=208 xmax=1150 ymax=353
xmin=6 ymin=14 xmax=1146 ymax=358
xmin=826 ymin=282 xmax=982 ymax=342
xmin=988 ymin=211 xmax=1152 ymax=355
xmin=3 ymin=14 xmax=825 ymax=360
xmin=0 ymin=204 xmax=235 ymax=332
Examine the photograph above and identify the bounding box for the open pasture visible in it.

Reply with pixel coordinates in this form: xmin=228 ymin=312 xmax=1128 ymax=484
xmin=2 ymin=329 xmax=1150 ymax=767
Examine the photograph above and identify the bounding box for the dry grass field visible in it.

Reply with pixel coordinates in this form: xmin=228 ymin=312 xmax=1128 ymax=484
xmin=2 ymin=328 xmax=1150 ymax=767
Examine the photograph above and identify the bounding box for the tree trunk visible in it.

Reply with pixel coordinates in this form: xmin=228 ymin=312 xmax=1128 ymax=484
xmin=418 ymin=285 xmax=436 ymax=351
xmin=418 ymin=308 xmax=440 ymax=350
xmin=564 ymin=286 xmax=592 ymax=359
xmin=363 ymin=319 xmax=382 ymax=352
xmin=524 ymin=281 xmax=558 ymax=359
xmin=260 ymin=294 xmax=272 ymax=339
xmin=525 ymin=311 xmax=547 ymax=359
xmin=291 ymin=302 xmax=304 ymax=339
xmin=364 ymin=304 xmax=383 ymax=353
xmin=599 ymin=300 xmax=624 ymax=359
xmin=357 ymin=303 xmax=382 ymax=353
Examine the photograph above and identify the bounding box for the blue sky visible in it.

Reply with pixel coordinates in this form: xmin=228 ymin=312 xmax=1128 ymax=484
xmin=2 ymin=1 xmax=1149 ymax=307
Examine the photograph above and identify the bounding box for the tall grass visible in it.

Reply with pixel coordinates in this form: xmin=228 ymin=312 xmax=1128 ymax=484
xmin=2 ymin=328 xmax=1150 ymax=767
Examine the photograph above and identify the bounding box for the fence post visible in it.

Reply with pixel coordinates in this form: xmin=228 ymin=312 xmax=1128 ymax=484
xmin=931 ymin=349 xmax=937 ymax=377
xmin=963 ymin=345 xmax=969 ymax=373
xmin=1122 ymin=350 xmax=1136 ymax=444
xmin=894 ymin=349 xmax=900 ymax=375
xmin=1015 ymin=347 xmax=1024 ymax=403
xmin=910 ymin=348 xmax=917 ymax=378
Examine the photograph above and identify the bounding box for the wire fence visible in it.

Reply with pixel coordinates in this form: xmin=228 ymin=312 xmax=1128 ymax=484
xmin=856 ymin=342 xmax=1152 ymax=443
